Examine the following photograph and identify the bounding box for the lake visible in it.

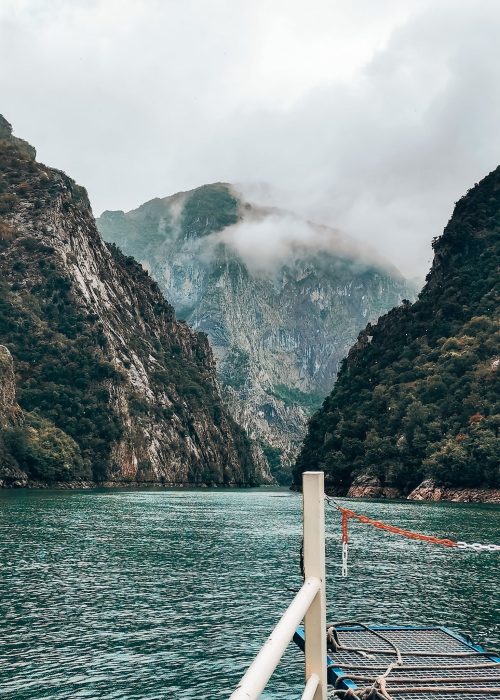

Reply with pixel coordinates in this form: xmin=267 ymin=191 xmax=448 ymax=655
xmin=0 ymin=489 xmax=498 ymax=698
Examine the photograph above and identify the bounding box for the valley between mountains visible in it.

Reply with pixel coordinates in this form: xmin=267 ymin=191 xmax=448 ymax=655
xmin=97 ymin=184 xmax=413 ymax=481
xmin=1 ymin=115 xmax=498 ymax=500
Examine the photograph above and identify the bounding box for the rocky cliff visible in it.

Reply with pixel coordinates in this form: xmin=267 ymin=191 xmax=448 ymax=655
xmin=97 ymin=184 xmax=412 ymax=482
xmin=0 ymin=345 xmax=26 ymax=486
xmin=294 ymin=166 xmax=500 ymax=500
xmin=0 ymin=346 xmax=20 ymax=428
xmin=0 ymin=115 xmax=262 ymax=487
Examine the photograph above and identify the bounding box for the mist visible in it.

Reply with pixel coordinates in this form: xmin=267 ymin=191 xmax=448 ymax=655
xmin=2 ymin=0 xmax=500 ymax=278
xmin=201 ymin=194 xmax=401 ymax=278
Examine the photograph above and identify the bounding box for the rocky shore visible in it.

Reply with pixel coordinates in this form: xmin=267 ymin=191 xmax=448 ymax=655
xmin=407 ymin=479 xmax=500 ymax=504
xmin=0 ymin=468 xmax=256 ymax=489
xmin=344 ymin=474 xmax=500 ymax=504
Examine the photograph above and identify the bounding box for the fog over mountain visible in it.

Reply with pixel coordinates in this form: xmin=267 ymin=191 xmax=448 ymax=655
xmin=2 ymin=1 xmax=500 ymax=277
xmin=206 ymin=198 xmax=402 ymax=278
xmin=97 ymin=183 xmax=413 ymax=482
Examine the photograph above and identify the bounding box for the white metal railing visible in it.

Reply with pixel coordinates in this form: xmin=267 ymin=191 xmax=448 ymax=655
xmin=230 ymin=471 xmax=327 ymax=700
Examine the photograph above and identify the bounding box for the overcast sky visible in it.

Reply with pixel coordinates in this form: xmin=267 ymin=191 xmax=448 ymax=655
xmin=2 ymin=0 xmax=500 ymax=278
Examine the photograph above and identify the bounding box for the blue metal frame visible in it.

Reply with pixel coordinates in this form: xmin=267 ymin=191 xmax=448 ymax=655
xmin=293 ymin=624 xmax=500 ymax=693
xmin=293 ymin=626 xmax=357 ymax=691
xmin=441 ymin=626 xmax=500 ymax=663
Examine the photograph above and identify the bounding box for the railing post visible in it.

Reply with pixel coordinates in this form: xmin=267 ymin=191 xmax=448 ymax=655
xmin=302 ymin=471 xmax=327 ymax=700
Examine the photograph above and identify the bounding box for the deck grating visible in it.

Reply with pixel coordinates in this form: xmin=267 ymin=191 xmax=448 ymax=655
xmin=293 ymin=625 xmax=500 ymax=699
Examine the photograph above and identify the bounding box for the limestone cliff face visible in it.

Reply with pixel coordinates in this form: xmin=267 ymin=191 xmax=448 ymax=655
xmin=0 ymin=117 xmax=263 ymax=486
xmin=0 ymin=346 xmax=21 ymax=429
xmin=97 ymin=184 xmax=413 ymax=481
xmin=0 ymin=345 xmax=28 ymax=487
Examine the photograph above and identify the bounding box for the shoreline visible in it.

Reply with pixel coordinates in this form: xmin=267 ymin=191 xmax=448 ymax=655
xmin=0 ymin=478 xmax=264 ymax=490
xmin=345 ymin=477 xmax=500 ymax=504
xmin=2 ymin=478 xmax=499 ymax=504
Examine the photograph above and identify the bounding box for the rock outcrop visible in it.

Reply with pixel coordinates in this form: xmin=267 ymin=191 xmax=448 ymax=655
xmin=97 ymin=184 xmax=412 ymax=482
xmin=0 ymin=115 xmax=36 ymax=159
xmin=0 ymin=116 xmax=263 ymax=487
xmin=0 ymin=346 xmax=30 ymax=487
xmin=0 ymin=345 xmax=27 ymax=487
xmin=0 ymin=345 xmax=21 ymax=428
xmin=347 ymin=475 xmax=403 ymax=499
xmin=408 ymin=479 xmax=500 ymax=504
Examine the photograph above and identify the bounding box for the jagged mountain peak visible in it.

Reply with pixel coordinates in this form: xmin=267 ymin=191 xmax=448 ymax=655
xmin=0 ymin=114 xmax=36 ymax=160
xmin=101 ymin=181 xmax=406 ymax=282
xmin=97 ymin=181 xmax=414 ymax=482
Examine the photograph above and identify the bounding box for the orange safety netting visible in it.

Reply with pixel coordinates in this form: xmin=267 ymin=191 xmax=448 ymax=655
xmin=339 ymin=507 xmax=458 ymax=548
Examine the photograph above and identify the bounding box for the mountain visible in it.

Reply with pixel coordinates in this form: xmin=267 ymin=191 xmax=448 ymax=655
xmin=97 ymin=184 xmax=413 ymax=482
xmin=294 ymin=167 xmax=500 ymax=500
xmin=0 ymin=116 xmax=263 ymax=487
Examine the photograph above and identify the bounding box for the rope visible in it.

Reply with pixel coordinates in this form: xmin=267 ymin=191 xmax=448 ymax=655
xmin=327 ymin=621 xmax=403 ymax=665
xmin=327 ymin=623 xmax=403 ymax=700
xmin=325 ymin=623 xmax=500 ymax=698
xmin=333 ymin=502 xmax=457 ymax=547
xmin=324 ymin=495 xmax=500 ymax=577
xmin=332 ymin=661 xmax=500 ymax=671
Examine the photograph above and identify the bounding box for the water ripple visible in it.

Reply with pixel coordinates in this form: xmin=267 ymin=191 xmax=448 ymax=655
xmin=0 ymin=489 xmax=498 ymax=698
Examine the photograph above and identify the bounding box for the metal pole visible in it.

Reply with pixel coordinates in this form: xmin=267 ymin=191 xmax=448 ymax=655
xmin=301 ymin=673 xmax=320 ymax=700
xmin=302 ymin=471 xmax=327 ymax=700
xmin=229 ymin=577 xmax=321 ymax=700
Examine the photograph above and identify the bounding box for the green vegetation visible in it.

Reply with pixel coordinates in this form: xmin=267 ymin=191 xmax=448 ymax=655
xmin=0 ymin=134 xmax=126 ymax=481
xmin=260 ymin=441 xmax=288 ymax=485
xmin=0 ymin=126 xmax=258 ymax=486
xmin=267 ymin=385 xmax=324 ymax=412
xmin=0 ymin=271 xmax=124 ymax=480
xmin=295 ymin=168 xmax=500 ymax=492
xmin=7 ymin=412 xmax=89 ymax=482
xmin=221 ymin=347 xmax=251 ymax=390
xmin=181 ymin=184 xmax=239 ymax=238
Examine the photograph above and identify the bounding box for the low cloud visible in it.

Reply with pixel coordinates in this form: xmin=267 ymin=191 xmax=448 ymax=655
xmin=206 ymin=205 xmax=399 ymax=278
xmin=2 ymin=1 xmax=500 ymax=279
xmin=211 ymin=213 xmax=338 ymax=275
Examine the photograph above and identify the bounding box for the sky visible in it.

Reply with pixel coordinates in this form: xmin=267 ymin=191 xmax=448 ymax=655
xmin=1 ymin=0 xmax=500 ymax=278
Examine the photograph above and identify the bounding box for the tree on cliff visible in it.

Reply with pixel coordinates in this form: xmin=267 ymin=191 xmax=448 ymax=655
xmin=294 ymin=168 xmax=500 ymax=494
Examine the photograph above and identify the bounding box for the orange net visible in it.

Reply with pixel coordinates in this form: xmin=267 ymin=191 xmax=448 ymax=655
xmin=339 ymin=507 xmax=458 ymax=548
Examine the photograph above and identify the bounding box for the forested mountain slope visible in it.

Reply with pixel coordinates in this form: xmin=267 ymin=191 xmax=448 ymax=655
xmin=294 ymin=168 xmax=500 ymax=497
xmin=0 ymin=115 xmax=262 ymax=487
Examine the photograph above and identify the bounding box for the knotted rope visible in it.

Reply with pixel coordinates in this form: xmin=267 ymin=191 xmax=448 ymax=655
xmin=326 ymin=623 xmax=500 ymax=698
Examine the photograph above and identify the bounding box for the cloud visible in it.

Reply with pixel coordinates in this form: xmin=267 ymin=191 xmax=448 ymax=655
xmin=1 ymin=0 xmax=500 ymax=278
xmin=203 ymin=202 xmax=399 ymax=278
xmin=208 ymin=212 xmax=339 ymax=275
xmin=198 ymin=1 xmax=500 ymax=278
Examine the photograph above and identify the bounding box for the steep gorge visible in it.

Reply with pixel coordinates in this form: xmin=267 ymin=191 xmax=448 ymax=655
xmin=98 ymin=184 xmax=414 ymax=481
xmin=0 ymin=116 xmax=262 ymax=487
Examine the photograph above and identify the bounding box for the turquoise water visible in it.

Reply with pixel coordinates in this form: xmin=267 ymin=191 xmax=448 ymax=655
xmin=0 ymin=489 xmax=498 ymax=699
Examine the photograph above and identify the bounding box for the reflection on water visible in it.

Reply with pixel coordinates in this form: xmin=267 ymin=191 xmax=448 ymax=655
xmin=0 ymin=488 xmax=498 ymax=699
